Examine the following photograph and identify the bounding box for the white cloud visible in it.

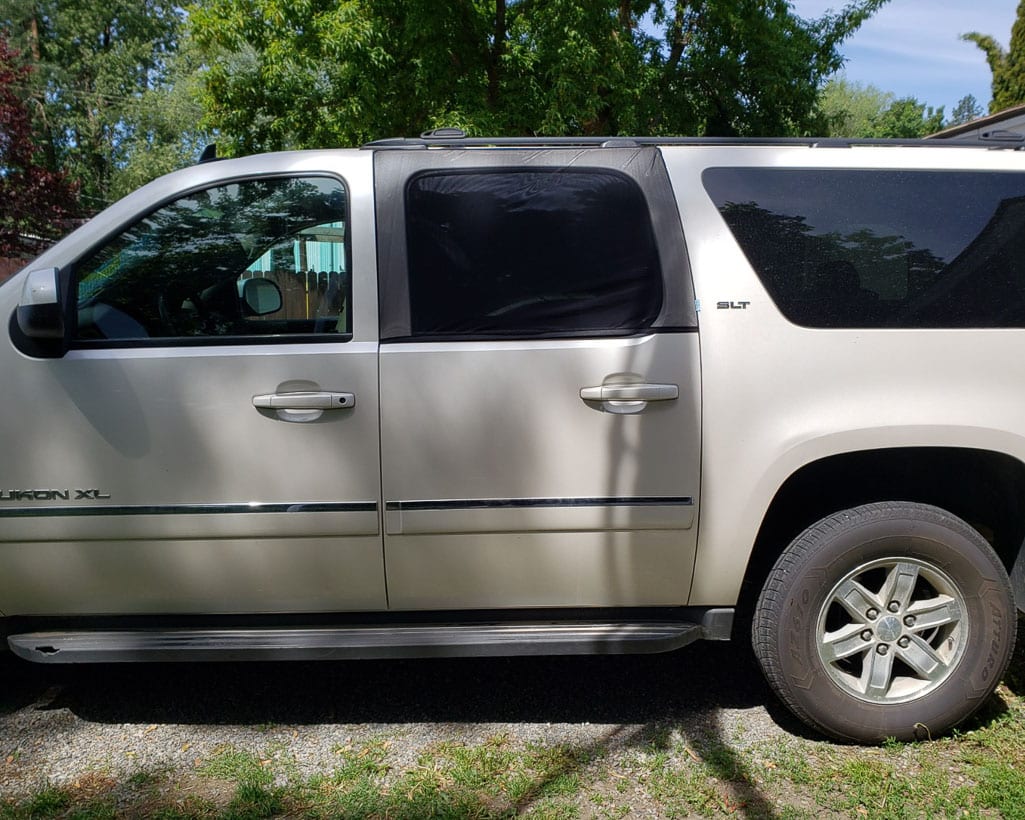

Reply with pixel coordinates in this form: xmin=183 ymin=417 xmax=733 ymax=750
xmin=790 ymin=0 xmax=1019 ymax=109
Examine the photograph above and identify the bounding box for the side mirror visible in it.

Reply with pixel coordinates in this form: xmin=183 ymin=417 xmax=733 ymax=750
xmin=239 ymin=277 xmax=282 ymax=316
xmin=17 ymin=268 xmax=64 ymax=339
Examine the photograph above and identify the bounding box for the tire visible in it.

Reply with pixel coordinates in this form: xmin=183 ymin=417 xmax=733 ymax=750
xmin=753 ymin=502 xmax=1017 ymax=743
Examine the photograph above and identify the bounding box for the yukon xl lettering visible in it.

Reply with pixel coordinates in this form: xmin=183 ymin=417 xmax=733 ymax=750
xmin=2 ymin=134 xmax=1023 ymax=743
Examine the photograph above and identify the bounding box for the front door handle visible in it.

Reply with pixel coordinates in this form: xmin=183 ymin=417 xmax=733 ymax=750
xmin=253 ymin=391 xmax=355 ymax=410
xmin=580 ymin=383 xmax=679 ymax=402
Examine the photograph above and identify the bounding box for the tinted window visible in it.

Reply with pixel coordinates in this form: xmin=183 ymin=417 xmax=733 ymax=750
xmin=74 ymin=177 xmax=350 ymax=342
xmin=404 ymin=169 xmax=662 ymax=338
xmin=703 ymin=168 xmax=1025 ymax=328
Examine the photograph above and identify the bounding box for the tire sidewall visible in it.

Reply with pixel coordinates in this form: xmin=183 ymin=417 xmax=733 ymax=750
xmin=773 ymin=510 xmax=1014 ymax=742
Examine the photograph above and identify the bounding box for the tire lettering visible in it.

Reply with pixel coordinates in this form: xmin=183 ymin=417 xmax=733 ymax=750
xmin=787 ymin=594 xmax=806 ymax=667
xmin=981 ymin=603 xmax=1003 ymax=682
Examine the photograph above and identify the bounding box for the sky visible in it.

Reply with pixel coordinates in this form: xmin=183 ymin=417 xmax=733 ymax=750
xmin=789 ymin=1 xmax=1019 ymax=115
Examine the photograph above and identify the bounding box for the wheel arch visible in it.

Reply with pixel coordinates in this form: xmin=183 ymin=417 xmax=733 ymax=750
xmin=734 ymin=446 xmax=1025 ymax=638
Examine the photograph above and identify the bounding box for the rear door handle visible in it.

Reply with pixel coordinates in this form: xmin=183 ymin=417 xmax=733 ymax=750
xmin=580 ymin=383 xmax=679 ymax=402
xmin=253 ymin=391 xmax=355 ymax=410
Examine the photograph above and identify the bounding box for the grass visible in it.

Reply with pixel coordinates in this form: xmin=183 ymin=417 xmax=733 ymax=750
xmin=1 ymin=629 xmax=1023 ymax=818
xmin=2 ymin=703 xmax=1024 ymax=820
xmin=1 ymin=707 xmax=1023 ymax=819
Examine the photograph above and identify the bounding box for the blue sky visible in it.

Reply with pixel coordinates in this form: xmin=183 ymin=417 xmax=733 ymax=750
xmin=790 ymin=1 xmax=1018 ymax=115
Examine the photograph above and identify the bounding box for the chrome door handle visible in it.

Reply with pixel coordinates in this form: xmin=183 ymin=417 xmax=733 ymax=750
xmin=580 ymin=383 xmax=679 ymax=402
xmin=253 ymin=391 xmax=355 ymax=410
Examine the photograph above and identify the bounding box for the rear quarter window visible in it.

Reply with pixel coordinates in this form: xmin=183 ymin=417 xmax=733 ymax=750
xmin=702 ymin=168 xmax=1025 ymax=328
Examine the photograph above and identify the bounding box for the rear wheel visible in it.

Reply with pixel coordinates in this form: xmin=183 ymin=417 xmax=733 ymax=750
xmin=753 ymin=502 xmax=1016 ymax=742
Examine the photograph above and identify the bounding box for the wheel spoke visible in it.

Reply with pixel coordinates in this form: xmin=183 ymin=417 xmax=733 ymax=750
xmin=810 ymin=545 xmax=976 ymax=712
xmin=831 ymin=579 xmax=880 ymax=621
xmin=896 ymin=635 xmax=947 ymax=679
xmin=880 ymin=562 xmax=920 ymax=610
xmin=821 ymin=623 xmax=871 ymax=663
xmin=906 ymin=596 xmax=962 ymax=631
xmin=862 ymin=648 xmax=895 ymax=697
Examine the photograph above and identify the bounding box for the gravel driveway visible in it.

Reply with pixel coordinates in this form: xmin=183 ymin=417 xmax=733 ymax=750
xmin=0 ymin=640 xmax=801 ymax=800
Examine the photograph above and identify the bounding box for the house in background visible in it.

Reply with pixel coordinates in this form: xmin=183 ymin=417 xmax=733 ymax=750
xmin=929 ymin=103 xmax=1025 ymax=144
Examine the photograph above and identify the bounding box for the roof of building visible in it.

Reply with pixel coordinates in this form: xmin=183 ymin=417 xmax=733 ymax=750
xmin=928 ymin=103 xmax=1025 ymax=141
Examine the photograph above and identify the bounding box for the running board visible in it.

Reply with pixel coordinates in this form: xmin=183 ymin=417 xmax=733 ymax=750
xmin=7 ymin=620 xmax=708 ymax=664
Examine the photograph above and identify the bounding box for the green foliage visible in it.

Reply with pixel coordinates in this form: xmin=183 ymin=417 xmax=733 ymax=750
xmin=817 ymin=78 xmax=894 ymax=136
xmin=963 ymin=0 xmax=1025 ymax=112
xmin=0 ymin=33 xmax=77 ymax=254
xmin=0 ymin=0 xmax=207 ymax=209
xmin=189 ymin=0 xmax=890 ymax=153
xmin=950 ymin=93 xmax=985 ymax=126
xmin=105 ymin=38 xmax=211 ymax=202
xmin=0 ymin=0 xmax=896 ymax=206
xmin=816 ymin=79 xmax=944 ymax=137
xmin=866 ymin=97 xmax=944 ymax=138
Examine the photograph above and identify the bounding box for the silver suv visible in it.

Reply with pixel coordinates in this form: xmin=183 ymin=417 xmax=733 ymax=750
xmin=3 ymin=135 xmax=1023 ymax=743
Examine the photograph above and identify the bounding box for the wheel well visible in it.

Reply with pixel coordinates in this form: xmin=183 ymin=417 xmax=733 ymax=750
xmin=734 ymin=447 xmax=1025 ymax=637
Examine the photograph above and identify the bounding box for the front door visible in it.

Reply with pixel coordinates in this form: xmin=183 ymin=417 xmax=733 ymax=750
xmin=0 ymin=154 xmax=385 ymax=616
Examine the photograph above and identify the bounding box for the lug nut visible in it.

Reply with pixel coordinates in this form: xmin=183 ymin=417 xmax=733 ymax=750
xmin=888 ymin=601 xmax=900 ymax=613
xmin=861 ymin=630 xmax=873 ymax=641
xmin=876 ymin=644 xmax=889 ymax=655
xmin=903 ymin=615 xmax=916 ymax=627
xmin=866 ymin=608 xmax=879 ymax=620
xmin=897 ymin=637 xmax=910 ymax=648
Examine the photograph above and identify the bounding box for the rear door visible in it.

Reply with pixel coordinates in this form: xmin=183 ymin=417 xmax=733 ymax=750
xmin=374 ymin=147 xmax=702 ymax=610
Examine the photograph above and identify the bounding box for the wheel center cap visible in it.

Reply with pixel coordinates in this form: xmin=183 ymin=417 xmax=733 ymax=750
xmin=876 ymin=615 xmax=902 ymax=642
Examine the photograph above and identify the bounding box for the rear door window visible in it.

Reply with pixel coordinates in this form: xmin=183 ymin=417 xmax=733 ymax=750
xmin=403 ymin=169 xmax=663 ymax=339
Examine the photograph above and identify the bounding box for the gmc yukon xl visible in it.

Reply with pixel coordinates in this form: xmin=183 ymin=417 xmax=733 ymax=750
xmin=3 ymin=134 xmax=1024 ymax=742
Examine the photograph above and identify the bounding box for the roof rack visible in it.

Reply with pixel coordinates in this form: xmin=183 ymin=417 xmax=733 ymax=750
xmin=363 ymin=131 xmax=1024 ymax=151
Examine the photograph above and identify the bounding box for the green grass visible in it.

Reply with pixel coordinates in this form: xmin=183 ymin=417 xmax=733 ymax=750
xmin=1 ymin=630 xmax=1023 ymax=819
xmin=1 ymin=706 xmax=1022 ymax=820
xmin=1 ymin=706 xmax=1023 ymax=820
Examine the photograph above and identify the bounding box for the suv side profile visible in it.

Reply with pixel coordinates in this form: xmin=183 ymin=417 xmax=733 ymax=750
xmin=2 ymin=134 xmax=1022 ymax=743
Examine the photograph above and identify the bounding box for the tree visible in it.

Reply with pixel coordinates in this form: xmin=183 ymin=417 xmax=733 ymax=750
xmin=0 ymin=34 xmax=77 ymax=256
xmin=867 ymin=97 xmax=944 ymax=138
xmin=816 ymin=79 xmax=944 ymax=138
xmin=817 ymin=78 xmax=894 ymax=136
xmin=950 ymin=94 xmax=984 ymax=126
xmin=0 ymin=1 xmax=199 ymax=209
xmin=963 ymin=0 xmax=1025 ymax=112
xmin=188 ymin=0 xmax=890 ymax=153
xmin=105 ymin=39 xmax=212 ymax=202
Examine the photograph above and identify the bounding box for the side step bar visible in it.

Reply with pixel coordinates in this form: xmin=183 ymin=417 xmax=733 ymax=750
xmin=7 ymin=619 xmax=718 ymax=664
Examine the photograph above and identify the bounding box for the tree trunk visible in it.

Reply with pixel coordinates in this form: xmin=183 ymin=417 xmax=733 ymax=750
xmin=487 ymin=0 xmax=506 ymax=110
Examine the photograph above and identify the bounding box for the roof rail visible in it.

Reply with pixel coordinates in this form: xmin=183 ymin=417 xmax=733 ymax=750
xmin=361 ymin=134 xmax=1020 ymax=151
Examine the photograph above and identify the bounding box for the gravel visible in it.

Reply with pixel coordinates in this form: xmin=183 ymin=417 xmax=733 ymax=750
xmin=0 ymin=642 xmax=804 ymax=799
